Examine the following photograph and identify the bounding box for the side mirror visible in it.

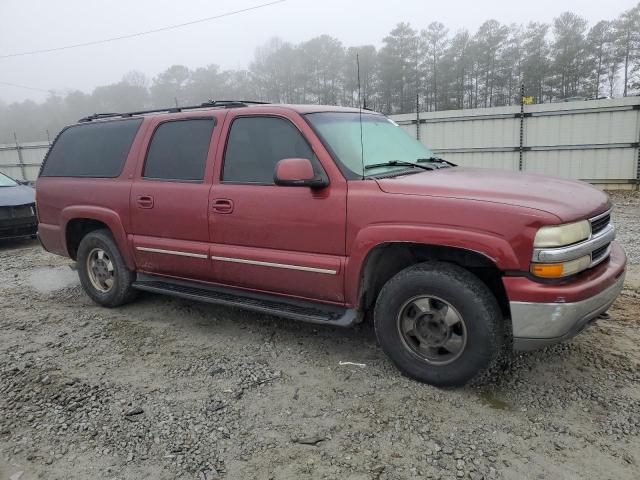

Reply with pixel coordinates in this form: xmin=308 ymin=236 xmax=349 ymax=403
xmin=274 ymin=158 xmax=328 ymax=189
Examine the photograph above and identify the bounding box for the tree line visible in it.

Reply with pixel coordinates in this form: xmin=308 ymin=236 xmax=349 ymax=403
xmin=1 ymin=4 xmax=639 ymax=143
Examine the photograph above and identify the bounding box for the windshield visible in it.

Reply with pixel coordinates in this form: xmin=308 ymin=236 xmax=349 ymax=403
xmin=0 ymin=172 xmax=18 ymax=187
xmin=305 ymin=112 xmax=435 ymax=177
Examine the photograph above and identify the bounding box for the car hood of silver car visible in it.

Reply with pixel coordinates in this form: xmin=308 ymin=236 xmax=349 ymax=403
xmin=0 ymin=184 xmax=35 ymax=207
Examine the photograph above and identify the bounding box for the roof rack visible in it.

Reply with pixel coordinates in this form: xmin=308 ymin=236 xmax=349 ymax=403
xmin=77 ymin=100 xmax=270 ymax=123
xmin=201 ymin=99 xmax=270 ymax=107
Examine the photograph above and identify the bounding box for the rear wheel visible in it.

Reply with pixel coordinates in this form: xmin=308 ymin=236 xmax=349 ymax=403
xmin=374 ymin=262 xmax=502 ymax=387
xmin=77 ymin=229 xmax=137 ymax=307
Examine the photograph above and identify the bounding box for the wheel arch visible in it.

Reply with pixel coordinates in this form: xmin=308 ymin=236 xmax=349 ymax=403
xmin=356 ymin=242 xmax=511 ymax=321
xmin=61 ymin=206 xmax=135 ymax=270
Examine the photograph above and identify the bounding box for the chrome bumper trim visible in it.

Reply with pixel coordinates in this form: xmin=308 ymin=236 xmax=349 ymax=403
xmin=510 ymin=270 xmax=625 ymax=351
xmin=532 ymin=223 xmax=615 ymax=263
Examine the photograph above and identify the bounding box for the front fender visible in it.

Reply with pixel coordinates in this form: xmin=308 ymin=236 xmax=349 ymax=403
xmin=344 ymin=224 xmax=520 ymax=306
xmin=60 ymin=205 xmax=135 ymax=270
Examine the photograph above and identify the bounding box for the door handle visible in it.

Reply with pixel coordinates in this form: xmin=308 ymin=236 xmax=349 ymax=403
xmin=211 ymin=198 xmax=234 ymax=214
xmin=136 ymin=195 xmax=154 ymax=209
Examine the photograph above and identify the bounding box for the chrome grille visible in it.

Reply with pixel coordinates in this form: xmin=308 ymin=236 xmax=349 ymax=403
xmin=590 ymin=212 xmax=610 ymax=235
xmin=591 ymin=243 xmax=610 ymax=264
xmin=588 ymin=209 xmax=613 ymax=268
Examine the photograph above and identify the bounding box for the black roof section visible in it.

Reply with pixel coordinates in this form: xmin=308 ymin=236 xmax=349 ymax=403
xmin=77 ymin=100 xmax=270 ymax=123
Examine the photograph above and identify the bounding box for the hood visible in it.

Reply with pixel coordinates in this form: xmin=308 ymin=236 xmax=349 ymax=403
xmin=0 ymin=184 xmax=35 ymax=207
xmin=376 ymin=167 xmax=610 ymax=222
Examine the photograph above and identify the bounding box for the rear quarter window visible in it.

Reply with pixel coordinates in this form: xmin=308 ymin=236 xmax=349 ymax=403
xmin=40 ymin=118 xmax=143 ymax=178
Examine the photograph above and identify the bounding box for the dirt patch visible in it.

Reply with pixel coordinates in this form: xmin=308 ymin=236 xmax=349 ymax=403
xmin=1 ymin=192 xmax=640 ymax=480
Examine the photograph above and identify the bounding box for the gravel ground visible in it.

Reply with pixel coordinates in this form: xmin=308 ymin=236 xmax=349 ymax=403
xmin=1 ymin=191 xmax=639 ymax=480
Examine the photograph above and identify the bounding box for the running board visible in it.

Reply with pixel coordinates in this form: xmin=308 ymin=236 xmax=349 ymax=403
xmin=132 ymin=275 xmax=358 ymax=327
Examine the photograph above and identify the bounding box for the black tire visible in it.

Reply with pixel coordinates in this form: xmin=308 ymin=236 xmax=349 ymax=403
xmin=76 ymin=229 xmax=137 ymax=308
xmin=374 ymin=262 xmax=502 ymax=387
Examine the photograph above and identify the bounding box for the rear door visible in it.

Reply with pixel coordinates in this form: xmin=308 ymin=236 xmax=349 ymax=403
xmin=209 ymin=111 xmax=348 ymax=303
xmin=129 ymin=115 xmax=221 ymax=281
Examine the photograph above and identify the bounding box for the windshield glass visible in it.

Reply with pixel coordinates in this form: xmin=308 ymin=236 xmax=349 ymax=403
xmin=0 ymin=172 xmax=18 ymax=187
xmin=305 ymin=112 xmax=435 ymax=177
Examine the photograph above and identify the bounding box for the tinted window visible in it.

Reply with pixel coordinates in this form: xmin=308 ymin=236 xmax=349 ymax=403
xmin=223 ymin=116 xmax=317 ymax=184
xmin=41 ymin=119 xmax=142 ymax=177
xmin=143 ymin=119 xmax=214 ymax=181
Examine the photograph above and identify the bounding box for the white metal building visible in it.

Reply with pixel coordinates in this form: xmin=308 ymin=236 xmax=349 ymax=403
xmin=391 ymin=96 xmax=640 ymax=189
xmin=1 ymin=97 xmax=639 ymax=188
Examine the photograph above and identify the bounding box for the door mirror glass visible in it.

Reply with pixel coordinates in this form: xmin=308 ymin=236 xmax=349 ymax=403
xmin=274 ymin=158 xmax=328 ymax=189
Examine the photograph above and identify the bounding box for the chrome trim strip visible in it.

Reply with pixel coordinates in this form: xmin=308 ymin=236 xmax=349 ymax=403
xmin=532 ymin=224 xmax=615 ymax=263
xmin=211 ymin=255 xmax=337 ymax=275
xmin=136 ymin=246 xmax=208 ymax=259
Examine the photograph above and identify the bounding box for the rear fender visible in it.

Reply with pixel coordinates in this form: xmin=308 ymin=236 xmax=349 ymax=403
xmin=60 ymin=206 xmax=135 ymax=270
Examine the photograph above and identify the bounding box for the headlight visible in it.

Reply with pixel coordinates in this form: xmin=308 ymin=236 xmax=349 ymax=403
xmin=530 ymin=255 xmax=591 ymax=278
xmin=534 ymin=220 xmax=590 ymax=248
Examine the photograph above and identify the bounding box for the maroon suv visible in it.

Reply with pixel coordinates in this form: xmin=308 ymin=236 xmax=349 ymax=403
xmin=36 ymin=100 xmax=626 ymax=386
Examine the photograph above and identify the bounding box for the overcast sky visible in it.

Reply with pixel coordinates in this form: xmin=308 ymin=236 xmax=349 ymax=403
xmin=0 ymin=0 xmax=636 ymax=103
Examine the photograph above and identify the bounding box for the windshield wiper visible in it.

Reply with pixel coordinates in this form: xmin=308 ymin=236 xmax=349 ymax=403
xmin=364 ymin=160 xmax=434 ymax=171
xmin=416 ymin=157 xmax=457 ymax=167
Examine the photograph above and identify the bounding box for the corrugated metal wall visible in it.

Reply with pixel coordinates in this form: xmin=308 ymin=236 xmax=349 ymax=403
xmin=0 ymin=141 xmax=49 ymax=182
xmin=391 ymin=97 xmax=640 ymax=188
xmin=2 ymin=97 xmax=639 ymax=187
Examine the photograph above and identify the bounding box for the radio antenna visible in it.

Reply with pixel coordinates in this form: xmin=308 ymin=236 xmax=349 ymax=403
xmin=357 ymin=53 xmax=365 ymax=180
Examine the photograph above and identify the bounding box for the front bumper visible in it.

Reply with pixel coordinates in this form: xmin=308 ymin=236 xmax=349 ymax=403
xmin=0 ymin=217 xmax=38 ymax=240
xmin=508 ymin=242 xmax=626 ymax=351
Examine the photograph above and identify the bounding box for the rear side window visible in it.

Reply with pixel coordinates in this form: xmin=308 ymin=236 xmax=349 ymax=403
xmin=223 ymin=116 xmax=317 ymax=184
xmin=41 ymin=119 xmax=142 ymax=177
xmin=143 ymin=119 xmax=215 ymax=182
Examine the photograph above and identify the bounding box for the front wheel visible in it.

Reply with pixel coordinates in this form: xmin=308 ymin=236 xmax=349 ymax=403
xmin=374 ymin=262 xmax=503 ymax=387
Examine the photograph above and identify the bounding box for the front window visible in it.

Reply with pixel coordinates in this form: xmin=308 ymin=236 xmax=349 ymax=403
xmin=305 ymin=112 xmax=436 ymax=177
xmin=0 ymin=172 xmax=18 ymax=187
xmin=223 ymin=116 xmax=321 ymax=184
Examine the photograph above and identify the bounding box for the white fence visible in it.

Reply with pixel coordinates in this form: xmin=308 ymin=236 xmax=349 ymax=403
xmin=2 ymin=97 xmax=640 ymax=187
xmin=0 ymin=141 xmax=50 ymax=182
xmin=391 ymin=96 xmax=640 ymax=189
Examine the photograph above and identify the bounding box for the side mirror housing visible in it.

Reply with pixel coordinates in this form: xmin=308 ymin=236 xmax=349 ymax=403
xmin=274 ymin=158 xmax=328 ymax=189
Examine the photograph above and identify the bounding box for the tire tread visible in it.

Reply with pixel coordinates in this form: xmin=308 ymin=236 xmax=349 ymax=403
xmin=374 ymin=261 xmax=503 ymax=386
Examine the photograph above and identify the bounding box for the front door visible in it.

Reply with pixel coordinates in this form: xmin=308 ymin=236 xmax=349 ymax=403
xmin=130 ymin=116 xmax=220 ymax=281
xmin=209 ymin=113 xmax=347 ymax=303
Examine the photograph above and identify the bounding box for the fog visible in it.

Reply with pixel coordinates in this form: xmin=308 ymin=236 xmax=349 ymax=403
xmin=1 ymin=0 xmax=636 ymax=103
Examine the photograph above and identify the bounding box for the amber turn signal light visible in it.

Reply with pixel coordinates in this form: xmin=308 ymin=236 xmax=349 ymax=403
xmin=531 ymin=263 xmax=564 ymax=278
xmin=531 ymin=255 xmax=591 ymax=278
